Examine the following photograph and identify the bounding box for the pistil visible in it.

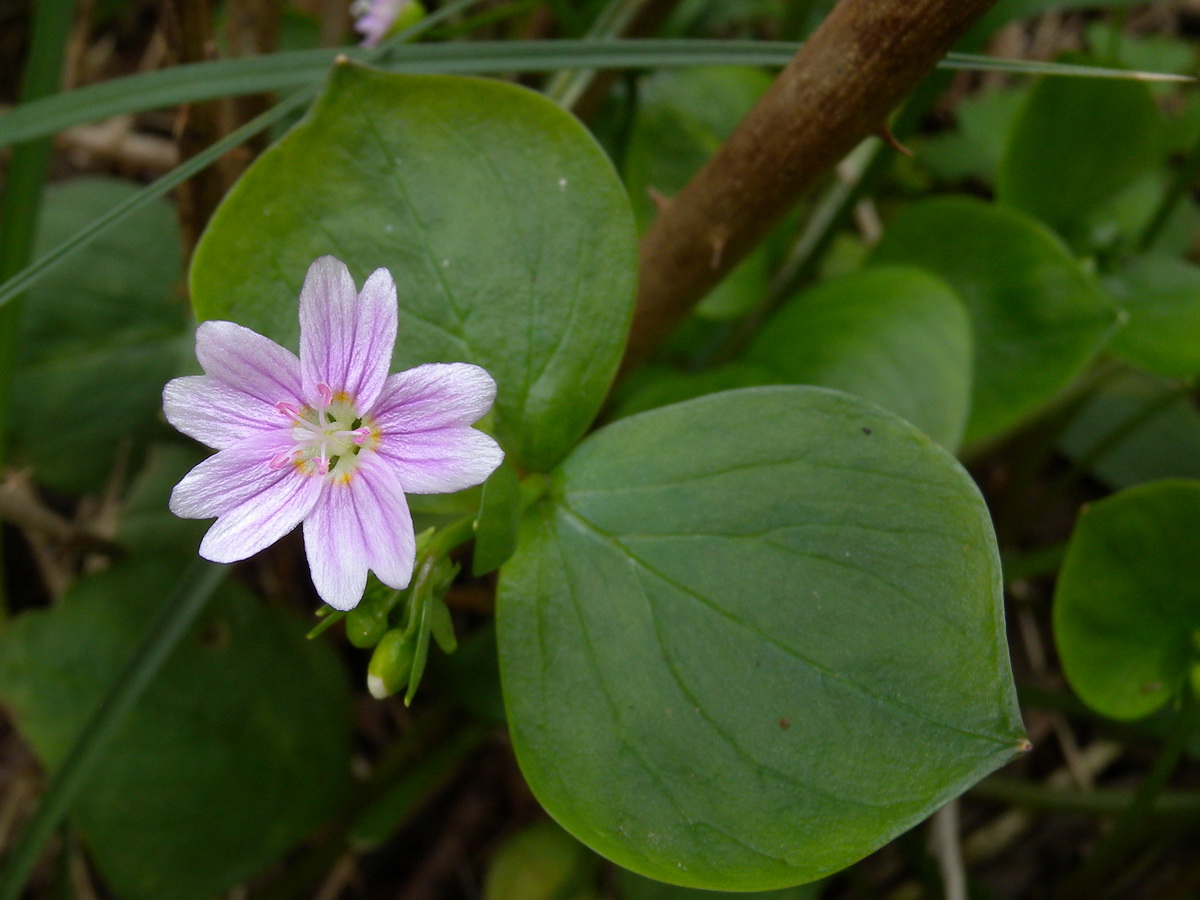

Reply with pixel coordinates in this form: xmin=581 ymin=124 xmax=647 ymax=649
xmin=269 ymin=383 xmax=375 ymax=476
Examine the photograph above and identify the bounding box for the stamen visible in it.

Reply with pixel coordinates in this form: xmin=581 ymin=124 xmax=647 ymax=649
xmin=316 ymin=382 xmax=334 ymax=407
xmin=275 ymin=401 xmax=301 ymax=419
xmin=315 ymin=456 xmax=329 ymax=476
xmin=351 ymin=427 xmax=371 ymax=444
xmin=268 ymin=451 xmax=294 ymax=470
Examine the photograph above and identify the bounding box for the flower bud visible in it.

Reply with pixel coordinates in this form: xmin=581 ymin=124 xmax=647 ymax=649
xmin=367 ymin=629 xmax=415 ymax=699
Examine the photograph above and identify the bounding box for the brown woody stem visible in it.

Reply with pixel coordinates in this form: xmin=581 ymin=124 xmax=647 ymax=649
xmin=619 ymin=0 xmax=999 ymax=377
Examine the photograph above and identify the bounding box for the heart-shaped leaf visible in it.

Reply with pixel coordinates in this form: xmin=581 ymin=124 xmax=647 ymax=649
xmin=1054 ymin=479 xmax=1200 ymax=721
xmin=498 ymin=386 xmax=1025 ymax=890
xmin=746 ymin=265 xmax=972 ymax=451
xmin=872 ymin=197 xmax=1117 ymax=447
xmin=190 ymin=62 xmax=637 ymax=472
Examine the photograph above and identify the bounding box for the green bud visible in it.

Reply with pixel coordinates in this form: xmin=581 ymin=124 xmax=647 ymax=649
xmin=367 ymin=629 xmax=415 ymax=699
xmin=483 ymin=821 xmax=597 ymax=900
xmin=390 ymin=0 xmax=426 ymax=36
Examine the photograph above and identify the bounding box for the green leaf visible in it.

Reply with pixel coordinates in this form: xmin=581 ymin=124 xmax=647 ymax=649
xmin=619 ymin=867 xmax=819 ymax=900
xmin=917 ymin=86 xmax=1026 ymax=185
xmin=473 ymin=463 xmax=523 ymax=576
xmin=190 ymin=62 xmax=637 ymax=472
xmin=1059 ymin=369 xmax=1200 ymax=490
xmin=872 ymin=197 xmax=1118 ymax=448
xmin=623 ymin=67 xmax=773 ymax=320
xmin=12 ymin=177 xmax=187 ymax=492
xmin=1054 ymin=479 xmax=1200 ymax=720
xmin=498 ymin=386 xmax=1025 ymax=891
xmin=0 ymin=562 xmax=354 ymax=900
xmin=1106 ymin=256 xmax=1200 ymax=378
xmin=746 ymin=266 xmax=972 ymax=451
xmin=998 ymin=72 xmax=1161 ymax=240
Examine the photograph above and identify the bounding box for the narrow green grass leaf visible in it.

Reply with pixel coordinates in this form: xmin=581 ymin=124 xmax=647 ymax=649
xmin=0 ymin=43 xmax=1187 ymax=152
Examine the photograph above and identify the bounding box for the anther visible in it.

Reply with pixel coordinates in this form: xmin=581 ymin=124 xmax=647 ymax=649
xmin=352 ymin=427 xmax=371 ymax=444
xmin=275 ymin=401 xmax=301 ymax=419
xmin=268 ymin=451 xmax=294 ymax=470
xmin=316 ymin=382 xmax=334 ymax=407
xmin=315 ymin=457 xmax=330 ymax=476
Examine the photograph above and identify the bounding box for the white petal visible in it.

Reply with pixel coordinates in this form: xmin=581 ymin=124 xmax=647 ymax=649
xmin=170 ymin=432 xmax=323 ymax=563
xmin=302 ymin=455 xmax=415 ymax=610
xmin=376 ymin=427 xmax=504 ymax=494
xmin=170 ymin=429 xmax=296 ymax=518
xmin=199 ymin=474 xmax=322 ymax=563
xmin=163 ymin=375 xmax=279 ymax=450
xmin=195 ymin=320 xmax=302 ymax=406
xmin=371 ymin=363 xmax=497 ymax=432
xmin=299 ymin=257 xmax=397 ymax=412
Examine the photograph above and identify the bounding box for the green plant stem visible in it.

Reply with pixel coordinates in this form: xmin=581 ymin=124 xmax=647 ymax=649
xmin=0 ymin=1 xmax=75 ymax=624
xmin=0 ymin=561 xmax=227 ymax=900
xmin=1138 ymin=127 xmax=1200 ymax=253
xmin=1058 ymin=690 xmax=1200 ymax=899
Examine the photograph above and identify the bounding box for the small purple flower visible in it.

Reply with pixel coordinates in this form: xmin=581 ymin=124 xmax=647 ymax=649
xmin=352 ymin=0 xmax=414 ymax=47
xmin=164 ymin=256 xmax=504 ymax=611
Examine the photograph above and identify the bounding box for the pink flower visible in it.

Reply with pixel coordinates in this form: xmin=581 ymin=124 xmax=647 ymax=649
xmin=352 ymin=0 xmax=414 ymax=47
xmin=164 ymin=256 xmax=504 ymax=610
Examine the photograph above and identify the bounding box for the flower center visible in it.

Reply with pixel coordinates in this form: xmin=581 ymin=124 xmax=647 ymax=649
xmin=269 ymin=382 xmax=379 ymax=480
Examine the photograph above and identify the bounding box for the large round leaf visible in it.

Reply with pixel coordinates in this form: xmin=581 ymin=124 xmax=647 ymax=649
xmin=872 ymin=197 xmax=1118 ymax=448
xmin=746 ymin=265 xmax=972 ymax=451
xmin=1105 ymin=256 xmax=1200 ymax=378
xmin=498 ymin=386 xmax=1025 ymax=890
xmin=997 ymin=73 xmax=1160 ymax=241
xmin=1054 ymin=479 xmax=1200 ymax=721
xmin=190 ymin=62 xmax=637 ymax=472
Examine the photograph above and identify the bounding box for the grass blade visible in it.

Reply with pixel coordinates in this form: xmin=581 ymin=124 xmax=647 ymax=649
xmin=2 ymin=41 xmax=1188 ymax=151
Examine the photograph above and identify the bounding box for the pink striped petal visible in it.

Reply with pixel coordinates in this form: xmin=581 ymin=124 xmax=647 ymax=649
xmin=169 ymin=431 xmax=322 ymax=563
xmin=163 ymin=375 xmax=279 ymax=450
xmin=371 ymin=364 xmax=496 ymax=432
xmin=195 ymin=320 xmax=302 ymax=406
xmin=299 ymin=257 xmax=397 ymax=412
xmin=376 ymin=427 xmax=504 ymax=494
xmin=170 ymin=430 xmax=296 ymax=519
xmin=303 ymin=453 xmax=415 ymax=610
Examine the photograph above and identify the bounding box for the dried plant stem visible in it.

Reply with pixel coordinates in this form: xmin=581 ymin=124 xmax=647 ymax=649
xmin=930 ymin=801 xmax=967 ymax=900
xmin=1058 ymin=690 xmax=1200 ymax=900
xmin=619 ymin=0 xmax=999 ymax=377
xmin=163 ymin=0 xmax=232 ymax=258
